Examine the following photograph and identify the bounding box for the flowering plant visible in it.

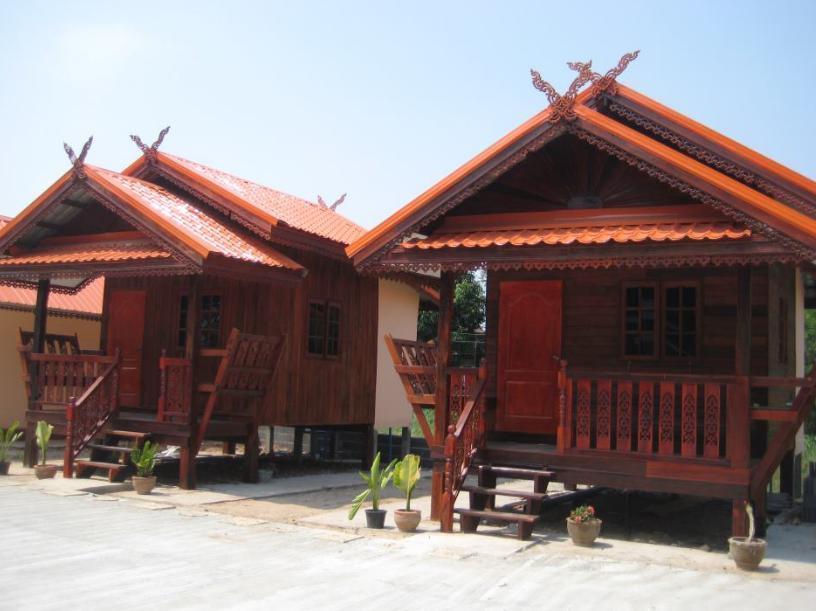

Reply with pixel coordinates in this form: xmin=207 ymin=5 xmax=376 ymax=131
xmin=568 ymin=504 xmax=597 ymax=523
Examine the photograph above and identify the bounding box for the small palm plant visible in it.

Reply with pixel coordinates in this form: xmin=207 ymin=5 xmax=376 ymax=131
xmin=392 ymin=454 xmax=421 ymax=511
xmin=35 ymin=421 xmax=53 ymax=466
xmin=131 ymin=441 xmax=160 ymax=477
xmin=0 ymin=421 xmax=23 ymax=473
xmin=348 ymin=452 xmax=397 ymax=525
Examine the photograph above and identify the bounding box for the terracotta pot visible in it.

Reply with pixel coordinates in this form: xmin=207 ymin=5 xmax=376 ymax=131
xmin=394 ymin=509 xmax=421 ymax=532
xmin=365 ymin=509 xmax=387 ymax=529
xmin=0 ymin=461 xmax=9 ymax=475
xmin=728 ymin=536 xmax=766 ymax=570
xmin=567 ymin=517 xmax=602 ymax=546
xmin=132 ymin=475 xmax=157 ymax=495
xmin=34 ymin=464 xmax=57 ymax=480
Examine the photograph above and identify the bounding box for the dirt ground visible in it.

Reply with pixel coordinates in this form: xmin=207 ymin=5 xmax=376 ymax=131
xmin=182 ymin=456 xmax=743 ymax=550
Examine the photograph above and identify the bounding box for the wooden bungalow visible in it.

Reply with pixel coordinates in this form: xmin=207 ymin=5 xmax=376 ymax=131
xmin=349 ymin=53 xmax=816 ymax=538
xmin=0 ymin=133 xmax=385 ymax=487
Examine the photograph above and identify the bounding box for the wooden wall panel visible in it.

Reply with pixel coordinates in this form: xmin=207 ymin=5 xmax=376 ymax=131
xmin=484 ymin=266 xmax=770 ymax=403
xmin=104 ymin=245 xmax=378 ymax=429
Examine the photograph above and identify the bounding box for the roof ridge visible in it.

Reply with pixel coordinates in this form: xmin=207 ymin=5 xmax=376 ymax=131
xmin=157 ymin=152 xmax=367 ymax=241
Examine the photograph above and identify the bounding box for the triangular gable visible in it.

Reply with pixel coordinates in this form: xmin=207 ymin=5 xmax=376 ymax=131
xmin=0 ymin=166 xmax=306 ymax=291
xmin=348 ymin=79 xmax=816 ymax=267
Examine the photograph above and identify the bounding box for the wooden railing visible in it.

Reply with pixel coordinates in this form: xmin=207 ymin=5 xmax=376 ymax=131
xmin=157 ymin=353 xmax=194 ymax=424
xmin=447 ymin=367 xmax=478 ymax=429
xmin=64 ymin=351 xmax=121 ymax=477
xmin=22 ymin=351 xmax=119 ymax=408
xmin=557 ymin=362 xmax=750 ymax=466
xmin=441 ymin=362 xmax=488 ymax=532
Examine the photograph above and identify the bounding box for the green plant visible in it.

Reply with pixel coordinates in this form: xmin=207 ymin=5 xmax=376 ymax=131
xmin=348 ymin=452 xmax=397 ymax=519
xmin=35 ymin=421 xmax=53 ymax=466
xmin=0 ymin=421 xmax=23 ymax=463
xmin=131 ymin=441 xmax=160 ymax=477
xmin=569 ymin=504 xmax=597 ymax=523
xmin=392 ymin=454 xmax=421 ymax=510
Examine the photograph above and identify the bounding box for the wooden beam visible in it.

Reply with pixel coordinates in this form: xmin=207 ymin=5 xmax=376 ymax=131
xmin=35 ymin=221 xmax=63 ymax=231
xmin=60 ymin=199 xmax=88 ymax=209
xmin=735 ymin=267 xmax=752 ymax=376
xmin=431 ymin=271 xmax=455 ymax=521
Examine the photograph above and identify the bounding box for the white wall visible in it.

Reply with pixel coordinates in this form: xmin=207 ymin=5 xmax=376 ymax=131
xmin=374 ymin=279 xmax=419 ymax=428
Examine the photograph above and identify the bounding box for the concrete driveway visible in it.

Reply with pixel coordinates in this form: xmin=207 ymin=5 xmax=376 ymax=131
xmin=2 ymin=480 xmax=815 ymax=610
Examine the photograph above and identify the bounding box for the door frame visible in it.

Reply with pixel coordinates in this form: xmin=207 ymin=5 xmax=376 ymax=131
xmin=495 ymin=279 xmax=564 ymax=435
xmin=106 ymin=288 xmax=147 ymax=408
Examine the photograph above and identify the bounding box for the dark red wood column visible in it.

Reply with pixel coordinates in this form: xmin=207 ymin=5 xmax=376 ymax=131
xmin=24 ymin=278 xmax=50 ymax=467
xmin=180 ymin=274 xmax=200 ymax=490
xmin=732 ymin=266 xmax=752 ymax=536
xmin=431 ymin=271 xmax=455 ymax=521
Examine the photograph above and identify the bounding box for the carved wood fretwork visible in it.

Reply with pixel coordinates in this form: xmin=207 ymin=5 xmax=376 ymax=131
xmin=606 ymin=101 xmax=816 ymax=217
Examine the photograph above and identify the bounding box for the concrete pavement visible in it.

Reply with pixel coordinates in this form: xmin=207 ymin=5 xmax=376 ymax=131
xmin=2 ymin=480 xmax=815 ymax=610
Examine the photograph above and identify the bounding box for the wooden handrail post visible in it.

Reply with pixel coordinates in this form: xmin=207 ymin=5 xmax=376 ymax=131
xmin=440 ymin=424 xmax=456 ymax=533
xmin=557 ymin=359 xmax=570 ymax=453
xmin=63 ymin=396 xmax=76 ymax=478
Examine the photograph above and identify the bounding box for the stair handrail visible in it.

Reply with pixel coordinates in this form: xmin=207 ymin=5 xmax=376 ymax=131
xmin=63 ymin=349 xmax=120 ymax=478
xmin=750 ymin=363 xmax=816 ymax=498
xmin=441 ymin=360 xmax=488 ymax=533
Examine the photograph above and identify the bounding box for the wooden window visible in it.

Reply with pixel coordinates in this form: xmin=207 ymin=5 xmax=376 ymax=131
xmin=177 ymin=295 xmax=189 ymax=351
xmin=307 ymin=301 xmax=326 ymax=355
xmin=200 ymin=294 xmax=222 ymax=348
xmin=663 ymin=283 xmax=699 ymax=358
xmin=622 ymin=284 xmax=657 ymax=358
xmin=308 ymin=300 xmax=341 ymax=358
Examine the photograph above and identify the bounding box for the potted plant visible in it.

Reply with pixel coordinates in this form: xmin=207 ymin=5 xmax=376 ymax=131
xmin=34 ymin=421 xmax=57 ymax=479
xmin=392 ymin=453 xmax=422 ymax=532
xmin=567 ymin=504 xmax=602 ymax=546
xmin=131 ymin=441 xmax=160 ymax=494
xmin=728 ymin=501 xmax=766 ymax=570
xmin=348 ymin=452 xmax=397 ymax=528
xmin=0 ymin=420 xmax=22 ymax=475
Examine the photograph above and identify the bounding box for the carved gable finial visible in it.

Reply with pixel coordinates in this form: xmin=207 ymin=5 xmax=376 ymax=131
xmin=130 ymin=125 xmax=171 ymax=159
xmin=531 ymin=50 xmax=640 ymax=122
xmin=63 ymin=136 xmax=93 ymax=179
xmin=531 ymin=60 xmax=595 ymax=123
xmin=316 ymin=193 xmax=347 ymax=211
xmin=571 ymin=50 xmax=640 ymax=95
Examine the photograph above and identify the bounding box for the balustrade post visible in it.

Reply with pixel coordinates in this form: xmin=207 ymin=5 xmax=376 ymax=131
xmin=556 ymin=359 xmax=570 ymax=453
xmin=63 ymin=396 xmax=76 ymax=478
xmin=440 ymin=425 xmax=456 ymax=533
xmin=726 ymin=377 xmax=750 ymax=470
xmin=111 ymin=348 xmax=121 ymax=417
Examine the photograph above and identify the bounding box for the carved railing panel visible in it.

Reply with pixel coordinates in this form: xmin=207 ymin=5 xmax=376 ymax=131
xmin=158 ymin=354 xmax=193 ymax=424
xmin=63 ymin=351 xmax=121 ymax=477
xmin=440 ymin=363 xmax=487 ymax=533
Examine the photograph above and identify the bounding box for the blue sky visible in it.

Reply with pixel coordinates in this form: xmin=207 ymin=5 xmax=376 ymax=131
xmin=1 ymin=1 xmax=815 ymax=228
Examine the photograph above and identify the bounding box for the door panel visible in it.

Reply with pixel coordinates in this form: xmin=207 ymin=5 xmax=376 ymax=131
xmin=106 ymin=289 xmax=146 ymax=407
xmin=497 ymin=280 xmax=563 ymax=434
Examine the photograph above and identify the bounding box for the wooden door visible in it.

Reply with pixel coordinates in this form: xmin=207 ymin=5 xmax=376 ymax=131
xmin=497 ymin=280 xmax=563 ymax=434
xmin=106 ymin=289 xmax=147 ymax=407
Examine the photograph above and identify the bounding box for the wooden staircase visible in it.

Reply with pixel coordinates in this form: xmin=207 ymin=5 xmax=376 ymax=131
xmin=454 ymin=464 xmax=556 ymax=540
xmin=75 ymin=430 xmax=148 ymax=482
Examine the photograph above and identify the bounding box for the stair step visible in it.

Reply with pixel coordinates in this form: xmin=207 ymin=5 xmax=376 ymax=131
xmin=88 ymin=444 xmax=134 ymax=454
xmin=454 ymin=508 xmax=538 ymax=540
xmin=74 ymin=460 xmax=127 ymax=471
xmin=109 ymin=430 xmax=148 ymax=440
xmin=462 ymin=485 xmax=548 ymax=501
xmin=480 ymin=465 xmax=556 ymax=480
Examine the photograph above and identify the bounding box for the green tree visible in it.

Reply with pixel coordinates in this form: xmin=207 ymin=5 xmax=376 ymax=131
xmin=416 ymin=271 xmax=486 ymax=342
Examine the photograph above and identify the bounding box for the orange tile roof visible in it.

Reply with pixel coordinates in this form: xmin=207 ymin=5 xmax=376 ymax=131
xmin=0 ymin=217 xmax=103 ymax=315
xmin=86 ymin=167 xmax=305 ymax=272
xmin=155 ymin=153 xmax=367 ymax=245
xmin=0 ymin=239 xmax=172 ymax=265
xmin=402 ymin=222 xmax=751 ymax=250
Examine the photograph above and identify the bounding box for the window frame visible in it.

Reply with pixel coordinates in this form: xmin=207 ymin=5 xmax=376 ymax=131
xmin=199 ymin=292 xmax=224 ymax=349
xmin=620 ymin=281 xmax=659 ymax=360
xmin=660 ymin=280 xmax=701 ymax=361
xmin=306 ymin=299 xmax=342 ymax=359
